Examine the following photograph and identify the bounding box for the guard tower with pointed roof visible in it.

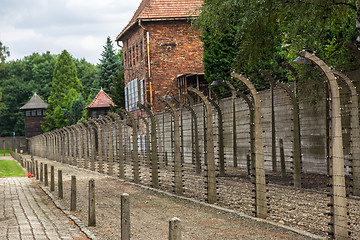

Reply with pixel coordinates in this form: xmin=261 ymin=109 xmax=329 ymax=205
xmin=86 ymin=89 xmax=116 ymax=119
xmin=20 ymin=93 xmax=48 ymax=138
xmin=116 ymin=0 xmax=205 ymax=112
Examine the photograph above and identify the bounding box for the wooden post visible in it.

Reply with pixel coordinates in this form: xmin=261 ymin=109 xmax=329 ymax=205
xmin=70 ymin=175 xmax=76 ymax=211
xmin=40 ymin=163 xmax=43 ymax=182
xmin=88 ymin=179 xmax=96 ymax=226
xmin=279 ymin=139 xmax=286 ymax=178
xmin=58 ymin=170 xmax=63 ymax=199
xmin=44 ymin=164 xmax=48 ymax=186
xmin=121 ymin=193 xmax=130 ymax=240
xmin=169 ymin=217 xmax=182 ymax=240
xmin=50 ymin=166 xmax=55 ymax=191
xmin=35 ymin=160 xmax=39 ymax=180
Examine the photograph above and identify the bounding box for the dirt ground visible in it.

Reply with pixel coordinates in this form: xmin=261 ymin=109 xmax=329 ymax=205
xmin=25 ymin=155 xmax=323 ymax=240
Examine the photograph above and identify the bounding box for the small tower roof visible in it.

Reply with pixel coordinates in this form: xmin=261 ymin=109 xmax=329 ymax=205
xmin=86 ymin=89 xmax=116 ymax=109
xmin=20 ymin=93 xmax=48 ymax=110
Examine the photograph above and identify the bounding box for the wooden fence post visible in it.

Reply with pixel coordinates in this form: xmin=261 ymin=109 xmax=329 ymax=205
xmin=88 ymin=179 xmax=96 ymax=226
xmin=58 ymin=170 xmax=63 ymax=199
xmin=70 ymin=175 xmax=76 ymax=211
xmin=169 ymin=217 xmax=182 ymax=240
xmin=121 ymin=193 xmax=130 ymax=240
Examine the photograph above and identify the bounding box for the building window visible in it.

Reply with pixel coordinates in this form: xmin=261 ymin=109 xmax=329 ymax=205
xmin=32 ymin=110 xmax=37 ymax=116
xmin=37 ymin=109 xmax=42 ymax=116
xmin=26 ymin=111 xmax=31 ymax=116
xmin=43 ymin=109 xmax=46 ymax=115
xmin=125 ymin=79 xmax=145 ymax=111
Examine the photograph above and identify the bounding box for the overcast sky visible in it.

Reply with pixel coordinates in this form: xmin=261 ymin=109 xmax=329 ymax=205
xmin=0 ymin=0 xmax=142 ymax=65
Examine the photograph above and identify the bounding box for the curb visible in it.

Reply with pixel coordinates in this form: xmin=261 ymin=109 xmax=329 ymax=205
xmin=40 ymin=185 xmax=98 ymax=240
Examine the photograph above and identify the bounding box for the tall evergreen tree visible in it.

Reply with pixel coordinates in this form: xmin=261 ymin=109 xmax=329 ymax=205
xmin=98 ymin=36 xmax=119 ymax=93
xmin=42 ymin=50 xmax=83 ymax=131
xmin=0 ymin=41 xmax=10 ymax=72
xmin=110 ymin=50 xmax=125 ymax=108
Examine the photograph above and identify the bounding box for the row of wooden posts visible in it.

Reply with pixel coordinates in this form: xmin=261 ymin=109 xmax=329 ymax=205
xmin=26 ymin=51 xmax=356 ymax=239
xmin=15 ymin=154 xmax=183 ymax=240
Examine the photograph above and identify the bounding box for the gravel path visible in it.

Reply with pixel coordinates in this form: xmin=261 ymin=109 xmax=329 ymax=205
xmin=24 ymin=155 xmax=325 ymax=240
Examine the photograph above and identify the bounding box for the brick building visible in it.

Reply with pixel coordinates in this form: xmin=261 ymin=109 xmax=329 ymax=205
xmin=116 ymin=0 xmax=207 ymax=112
xmin=20 ymin=93 xmax=48 ymax=138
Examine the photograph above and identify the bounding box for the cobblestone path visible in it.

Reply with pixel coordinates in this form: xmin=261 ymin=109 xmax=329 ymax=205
xmin=0 ymin=177 xmax=88 ymax=240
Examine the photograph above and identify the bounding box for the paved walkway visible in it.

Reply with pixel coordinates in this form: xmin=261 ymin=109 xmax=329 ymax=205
xmin=0 ymin=176 xmax=88 ymax=240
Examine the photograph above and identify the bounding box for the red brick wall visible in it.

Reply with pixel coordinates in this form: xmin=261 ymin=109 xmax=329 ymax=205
xmin=121 ymin=19 xmax=204 ymax=112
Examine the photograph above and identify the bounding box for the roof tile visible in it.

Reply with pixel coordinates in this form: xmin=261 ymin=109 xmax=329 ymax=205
xmin=86 ymin=89 xmax=116 ymax=109
xmin=117 ymin=0 xmax=203 ymax=40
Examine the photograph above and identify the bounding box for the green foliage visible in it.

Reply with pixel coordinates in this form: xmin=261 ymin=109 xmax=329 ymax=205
xmin=42 ymin=50 xmax=83 ymax=132
xmin=110 ymin=50 xmax=125 ymax=108
xmin=196 ymin=0 xmax=359 ymax=96
xmin=74 ymin=58 xmax=99 ymax=100
xmin=98 ymin=36 xmax=119 ymax=93
xmin=0 ymin=41 xmax=10 ymax=72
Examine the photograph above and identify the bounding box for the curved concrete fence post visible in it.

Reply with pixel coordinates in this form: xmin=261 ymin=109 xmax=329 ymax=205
xmin=138 ymin=102 xmax=159 ymax=189
xmin=90 ymin=119 xmax=103 ymax=174
xmin=74 ymin=123 xmax=83 ymax=168
xmin=208 ymin=97 xmax=225 ymax=176
xmin=119 ymin=109 xmax=140 ymax=184
xmin=188 ymin=87 xmax=217 ymax=204
xmin=299 ymin=50 xmax=348 ymax=239
xmin=140 ymin=115 xmax=151 ymax=166
xmin=260 ymin=70 xmax=277 ymax=172
xmin=86 ymin=121 xmax=97 ymax=172
xmin=102 ymin=115 xmax=114 ymax=176
xmin=263 ymin=71 xmax=302 ymax=188
xmin=261 ymin=69 xmax=302 ymax=188
xmin=182 ymin=94 xmax=201 ymax=175
xmin=109 ymin=112 xmax=125 ymax=179
xmin=80 ymin=122 xmax=89 ymax=169
xmin=333 ymin=70 xmax=360 ymax=197
xmin=230 ymin=72 xmax=267 ymax=219
xmin=160 ymin=97 xmax=183 ymax=196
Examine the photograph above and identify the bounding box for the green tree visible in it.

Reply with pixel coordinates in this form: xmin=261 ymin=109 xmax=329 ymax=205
xmin=196 ymin=0 xmax=359 ymax=94
xmin=98 ymin=36 xmax=119 ymax=93
xmin=42 ymin=50 xmax=83 ymax=131
xmin=110 ymin=50 xmax=125 ymax=108
xmin=0 ymin=41 xmax=10 ymax=72
xmin=74 ymin=58 xmax=99 ymax=100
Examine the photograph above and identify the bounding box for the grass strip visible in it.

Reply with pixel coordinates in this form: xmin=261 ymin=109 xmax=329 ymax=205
xmin=0 ymin=160 xmax=26 ymax=177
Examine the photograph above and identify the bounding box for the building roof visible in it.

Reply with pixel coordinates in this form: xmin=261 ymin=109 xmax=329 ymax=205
xmin=20 ymin=93 xmax=48 ymax=110
xmin=86 ymin=89 xmax=116 ymax=109
xmin=116 ymin=0 xmax=203 ymax=41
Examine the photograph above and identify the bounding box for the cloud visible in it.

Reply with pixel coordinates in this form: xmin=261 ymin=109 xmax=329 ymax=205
xmin=0 ymin=0 xmax=141 ymax=64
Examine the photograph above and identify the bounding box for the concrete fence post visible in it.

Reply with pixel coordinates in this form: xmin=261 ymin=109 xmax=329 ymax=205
xmin=188 ymin=87 xmax=217 ymax=204
xmin=169 ymin=217 xmax=182 ymax=240
xmin=44 ymin=164 xmax=48 ymax=187
xmin=108 ymin=112 xmax=125 ymax=179
xmin=50 ymin=166 xmax=55 ymax=191
xmin=121 ymin=193 xmax=130 ymax=240
xmin=35 ymin=160 xmax=39 ymax=180
xmin=138 ymin=102 xmax=159 ymax=188
xmin=88 ymin=179 xmax=96 ymax=226
xmin=120 ymin=109 xmax=140 ymax=184
xmin=58 ymin=170 xmax=63 ymax=199
xmin=70 ymin=175 xmax=76 ymax=211
xmin=40 ymin=162 xmax=43 ymax=182
xmin=160 ymin=97 xmax=183 ymax=196
xmin=299 ymin=51 xmax=348 ymax=239
xmin=231 ymin=72 xmax=267 ymax=219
